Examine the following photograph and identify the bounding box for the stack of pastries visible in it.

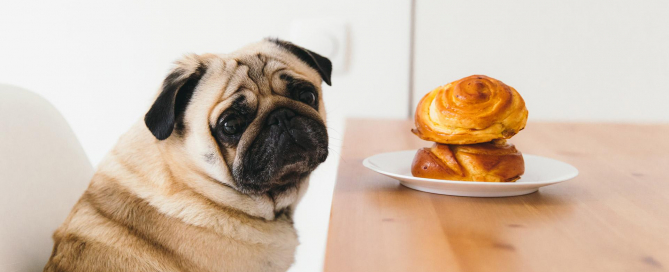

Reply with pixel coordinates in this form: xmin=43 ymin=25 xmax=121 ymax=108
xmin=411 ymin=75 xmax=528 ymax=182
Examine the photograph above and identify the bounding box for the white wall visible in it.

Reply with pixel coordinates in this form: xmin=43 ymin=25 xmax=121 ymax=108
xmin=413 ymin=0 xmax=669 ymax=122
xmin=0 ymin=0 xmax=411 ymax=165
xmin=0 ymin=1 xmax=411 ymax=272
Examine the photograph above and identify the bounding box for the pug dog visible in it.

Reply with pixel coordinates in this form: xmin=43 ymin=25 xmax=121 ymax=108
xmin=44 ymin=38 xmax=331 ymax=272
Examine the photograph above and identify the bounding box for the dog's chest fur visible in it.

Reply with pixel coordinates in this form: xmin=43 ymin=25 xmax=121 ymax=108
xmin=44 ymin=124 xmax=301 ymax=272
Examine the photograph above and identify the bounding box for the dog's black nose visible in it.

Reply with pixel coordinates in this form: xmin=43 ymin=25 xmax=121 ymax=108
xmin=266 ymin=108 xmax=296 ymax=126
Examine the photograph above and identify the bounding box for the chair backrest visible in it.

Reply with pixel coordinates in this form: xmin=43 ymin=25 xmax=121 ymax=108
xmin=0 ymin=84 xmax=93 ymax=272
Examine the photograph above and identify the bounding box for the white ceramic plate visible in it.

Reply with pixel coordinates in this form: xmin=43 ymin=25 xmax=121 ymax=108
xmin=362 ymin=150 xmax=578 ymax=197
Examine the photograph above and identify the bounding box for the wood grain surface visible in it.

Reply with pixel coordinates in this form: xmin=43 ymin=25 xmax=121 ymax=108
xmin=323 ymin=119 xmax=669 ymax=272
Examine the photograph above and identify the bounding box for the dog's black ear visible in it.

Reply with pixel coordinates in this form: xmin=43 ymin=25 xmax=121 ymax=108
xmin=266 ymin=38 xmax=332 ymax=86
xmin=144 ymin=55 xmax=207 ymax=140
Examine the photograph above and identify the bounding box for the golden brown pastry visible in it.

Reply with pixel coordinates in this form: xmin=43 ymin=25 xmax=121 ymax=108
xmin=411 ymin=140 xmax=524 ymax=182
xmin=412 ymin=75 xmax=528 ymax=145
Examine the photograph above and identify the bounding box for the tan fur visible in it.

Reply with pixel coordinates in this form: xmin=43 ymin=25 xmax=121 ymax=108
xmin=44 ymin=40 xmax=327 ymax=272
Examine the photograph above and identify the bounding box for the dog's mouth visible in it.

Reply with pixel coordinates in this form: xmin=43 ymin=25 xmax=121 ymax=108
xmin=232 ymin=112 xmax=328 ymax=195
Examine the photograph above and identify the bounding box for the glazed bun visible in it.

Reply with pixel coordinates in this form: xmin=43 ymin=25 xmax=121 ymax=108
xmin=411 ymin=140 xmax=524 ymax=182
xmin=412 ymin=75 xmax=528 ymax=145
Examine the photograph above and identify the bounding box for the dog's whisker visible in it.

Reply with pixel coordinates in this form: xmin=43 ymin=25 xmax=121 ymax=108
xmin=327 ymin=147 xmax=346 ymax=163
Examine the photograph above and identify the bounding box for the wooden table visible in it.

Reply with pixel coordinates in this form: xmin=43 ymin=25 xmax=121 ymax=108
xmin=324 ymin=119 xmax=669 ymax=272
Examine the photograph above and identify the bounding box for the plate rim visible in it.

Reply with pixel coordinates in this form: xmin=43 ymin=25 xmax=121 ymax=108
xmin=362 ymin=150 xmax=579 ymax=186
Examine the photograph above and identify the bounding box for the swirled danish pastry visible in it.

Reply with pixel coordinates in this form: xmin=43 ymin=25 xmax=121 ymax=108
xmin=412 ymin=75 xmax=528 ymax=144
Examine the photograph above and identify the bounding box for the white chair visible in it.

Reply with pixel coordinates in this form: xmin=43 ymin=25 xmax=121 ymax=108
xmin=0 ymin=84 xmax=93 ymax=272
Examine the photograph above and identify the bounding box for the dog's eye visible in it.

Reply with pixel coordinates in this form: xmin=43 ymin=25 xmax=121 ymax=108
xmin=221 ymin=114 xmax=245 ymax=135
xmin=299 ymin=91 xmax=316 ymax=105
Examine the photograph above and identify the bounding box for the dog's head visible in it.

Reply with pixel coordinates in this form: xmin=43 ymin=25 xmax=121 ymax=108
xmin=143 ymin=38 xmax=331 ymax=195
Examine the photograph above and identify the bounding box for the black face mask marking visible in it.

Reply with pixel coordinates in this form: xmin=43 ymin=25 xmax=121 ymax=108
xmin=232 ymin=107 xmax=328 ymax=195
